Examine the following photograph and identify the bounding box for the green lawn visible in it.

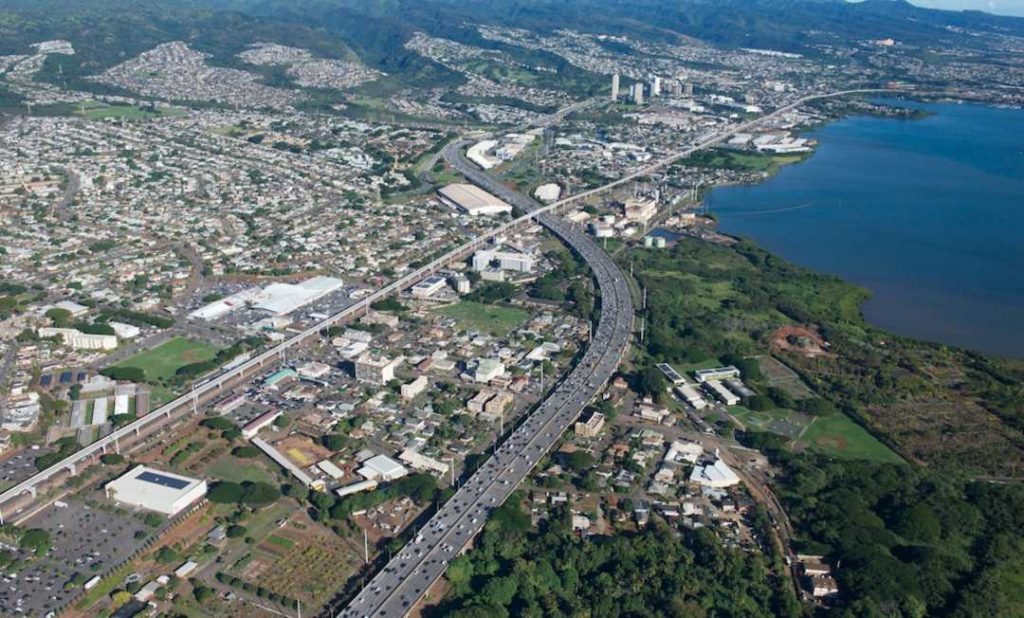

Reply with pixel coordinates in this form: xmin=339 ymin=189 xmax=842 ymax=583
xmin=267 ymin=535 xmax=295 ymax=549
xmin=77 ymin=102 xmax=185 ymax=120
xmin=207 ymin=455 xmax=275 ymax=485
xmin=433 ymin=301 xmax=530 ymax=337
xmin=796 ymin=413 xmax=904 ymax=463
xmin=113 ymin=337 xmax=218 ymax=382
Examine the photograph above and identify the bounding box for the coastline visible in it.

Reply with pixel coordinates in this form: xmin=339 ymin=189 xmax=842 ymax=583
xmin=701 ymin=99 xmax=1024 ymax=359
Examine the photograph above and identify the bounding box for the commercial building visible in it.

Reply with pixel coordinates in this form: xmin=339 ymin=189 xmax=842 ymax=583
xmin=438 ymin=183 xmax=513 ymax=216
xmin=411 ymin=275 xmax=448 ymax=299
xmin=37 ymin=328 xmax=117 ymax=350
xmin=357 ymin=454 xmax=409 ymax=482
xmin=355 ymin=353 xmax=401 ymax=385
xmin=471 ymin=247 xmax=535 ymax=273
xmin=251 ymin=276 xmax=345 ymax=316
xmin=483 ymin=390 xmax=513 ymax=418
xmin=316 ymin=459 xmax=346 ymax=480
xmin=575 ymin=411 xmax=606 ymax=438
xmin=105 ymin=465 xmax=207 ymax=516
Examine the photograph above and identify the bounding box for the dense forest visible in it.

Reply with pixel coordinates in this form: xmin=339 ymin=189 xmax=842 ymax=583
xmin=431 ymin=498 xmax=801 ymax=618
xmin=775 ymin=452 xmax=1024 ymax=617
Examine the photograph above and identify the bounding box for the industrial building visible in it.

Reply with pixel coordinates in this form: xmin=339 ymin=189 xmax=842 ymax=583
xmin=438 ymin=183 xmax=513 ymax=216
xmin=105 ymin=465 xmax=207 ymax=516
xmin=689 ymin=457 xmax=740 ymax=488
xmin=623 ymin=195 xmax=658 ymax=226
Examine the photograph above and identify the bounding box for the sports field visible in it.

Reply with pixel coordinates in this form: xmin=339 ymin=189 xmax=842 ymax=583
xmin=113 ymin=337 xmax=218 ymax=382
xmin=731 ymin=405 xmax=901 ymax=463
xmin=76 ymin=101 xmax=185 ymax=120
xmin=432 ymin=301 xmax=529 ymax=336
xmin=796 ymin=413 xmax=904 ymax=463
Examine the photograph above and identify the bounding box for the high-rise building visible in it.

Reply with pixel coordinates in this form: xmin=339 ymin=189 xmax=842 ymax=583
xmin=683 ymin=82 xmax=695 ymax=96
xmin=651 ymin=75 xmax=662 ymax=97
xmin=632 ymin=83 xmax=644 ymax=105
xmin=611 ymin=73 xmax=620 ymax=101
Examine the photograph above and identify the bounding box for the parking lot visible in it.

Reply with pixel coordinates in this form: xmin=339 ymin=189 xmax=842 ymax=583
xmin=1 ymin=497 xmax=154 ymax=616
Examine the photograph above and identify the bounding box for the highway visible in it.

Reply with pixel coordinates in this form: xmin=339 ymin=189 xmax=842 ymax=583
xmin=0 ymin=87 xmax=893 ymax=536
xmin=333 ymin=142 xmax=635 ymax=618
xmin=330 ymin=87 xmax=899 ymax=618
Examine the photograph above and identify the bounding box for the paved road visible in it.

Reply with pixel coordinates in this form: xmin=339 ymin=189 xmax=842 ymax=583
xmin=332 ymin=87 xmax=900 ymax=618
xmin=334 ymin=145 xmax=635 ymax=618
xmin=0 ymin=87 xmax=894 ymax=525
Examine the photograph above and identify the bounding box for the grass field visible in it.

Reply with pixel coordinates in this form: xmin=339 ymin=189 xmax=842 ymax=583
xmin=731 ymin=405 xmax=901 ymax=463
xmin=796 ymin=413 xmax=904 ymax=463
xmin=113 ymin=337 xmax=218 ymax=382
xmin=76 ymin=101 xmax=185 ymax=120
xmin=433 ymin=301 xmax=530 ymax=337
xmin=207 ymin=455 xmax=275 ymax=485
xmin=267 ymin=535 xmax=295 ymax=549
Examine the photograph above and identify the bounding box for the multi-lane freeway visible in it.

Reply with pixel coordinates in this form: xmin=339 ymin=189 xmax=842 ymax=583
xmin=331 ymin=87 xmax=900 ymax=618
xmin=333 ymin=144 xmax=635 ymax=618
xmin=0 ymin=87 xmax=900 ymax=601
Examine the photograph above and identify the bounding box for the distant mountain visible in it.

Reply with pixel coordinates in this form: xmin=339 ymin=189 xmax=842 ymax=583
xmin=1 ymin=0 xmax=1022 ymax=93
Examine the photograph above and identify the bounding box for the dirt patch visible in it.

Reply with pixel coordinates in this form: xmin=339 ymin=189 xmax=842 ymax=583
xmin=814 ymin=435 xmax=848 ymax=452
xmin=772 ymin=324 xmax=832 ymax=358
xmin=273 ymin=434 xmax=332 ymax=467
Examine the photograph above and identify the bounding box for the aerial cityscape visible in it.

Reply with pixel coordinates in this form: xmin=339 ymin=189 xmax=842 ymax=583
xmin=0 ymin=1 xmax=1022 ymax=617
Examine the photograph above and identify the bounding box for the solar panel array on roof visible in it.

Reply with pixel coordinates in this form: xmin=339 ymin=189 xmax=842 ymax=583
xmin=137 ymin=470 xmax=191 ymax=490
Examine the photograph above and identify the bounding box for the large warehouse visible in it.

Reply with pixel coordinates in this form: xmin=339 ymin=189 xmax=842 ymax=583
xmin=438 ymin=183 xmax=513 ymax=216
xmin=105 ymin=465 xmax=208 ymax=516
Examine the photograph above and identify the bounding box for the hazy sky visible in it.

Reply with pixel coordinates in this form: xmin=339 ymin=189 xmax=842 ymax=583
xmin=906 ymin=0 xmax=1024 ymax=16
